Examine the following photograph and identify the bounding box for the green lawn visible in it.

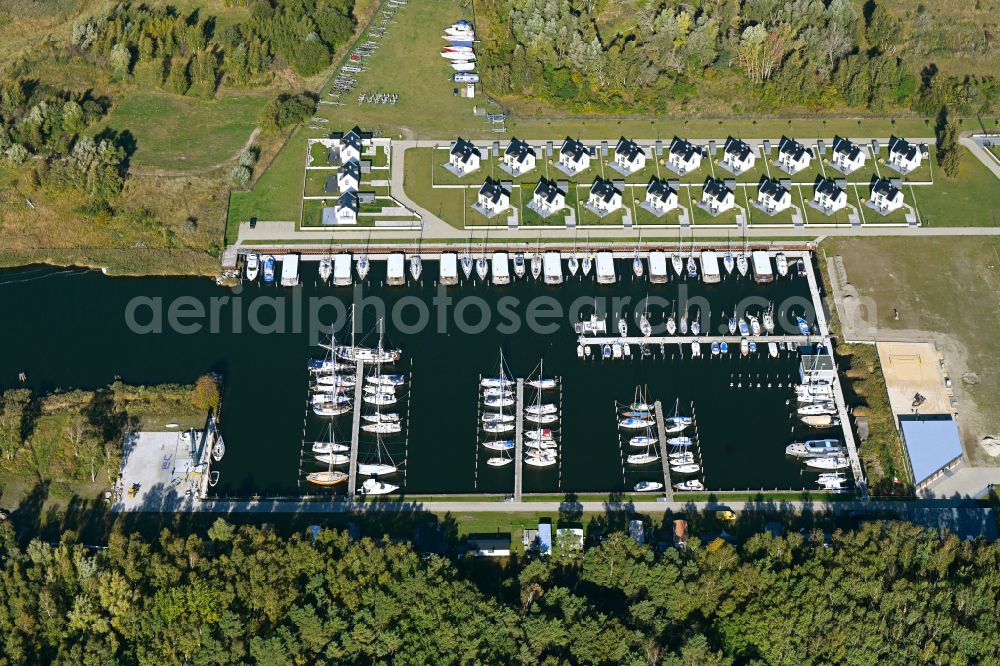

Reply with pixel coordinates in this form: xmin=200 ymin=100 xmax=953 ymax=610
xmin=403 ymin=148 xmax=469 ymax=228
xmin=227 ymin=127 xmax=308 ymax=239
xmin=519 ymin=184 xmax=576 ymax=227
xmin=915 ymin=149 xmax=1000 ymax=226
xmin=97 ymin=90 xmax=267 ymax=170
xmin=689 ymin=186 xmax=742 ymax=226
xmin=628 ymin=191 xmax=686 ymax=226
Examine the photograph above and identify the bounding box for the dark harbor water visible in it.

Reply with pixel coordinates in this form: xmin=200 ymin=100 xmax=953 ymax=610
xmin=0 ymin=260 xmax=829 ymax=496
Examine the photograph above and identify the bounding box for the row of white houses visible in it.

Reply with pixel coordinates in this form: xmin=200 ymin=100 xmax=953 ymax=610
xmin=471 ymin=174 xmax=907 ymax=220
xmin=446 ymin=134 xmax=929 ymax=180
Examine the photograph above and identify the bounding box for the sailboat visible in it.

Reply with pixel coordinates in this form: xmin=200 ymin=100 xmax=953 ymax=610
xmin=775 ymin=252 xmax=788 ymax=277
xmin=525 ymin=452 xmax=557 ymax=467
xmin=763 ymin=304 xmax=775 ymax=334
xmin=525 ymin=428 xmax=554 ymax=441
xmin=319 ymin=255 xmax=333 ymax=283
xmin=362 ymin=413 xmax=400 ymax=423
xmin=679 ymin=312 xmax=688 ymax=335
xmin=362 ymin=419 xmax=402 ymax=434
xmin=627 ymin=401 xmax=660 ymax=464
xmin=484 ymin=349 xmax=515 ymax=433
xmin=310 ymin=420 xmax=351 ymax=454
xmin=723 ymin=234 xmax=734 ymax=274
xmin=568 ymin=237 xmax=579 ymax=276
xmin=749 ymin=314 xmax=761 ymax=336
xmin=367 ymin=374 xmax=404 ymax=387
xmin=334 ymin=306 xmax=402 ymax=363
xmin=461 ymin=236 xmax=474 ymax=279
xmin=483 ymin=439 xmax=515 ymax=451
xmin=356 ymin=253 xmax=370 ymax=280
xmin=629 ymin=435 xmax=656 ymax=447
xmin=315 ymin=452 xmax=349 ymax=465
xmin=632 ymin=240 xmax=644 ymax=278
xmin=409 ymin=253 xmax=422 ymax=281
xmin=245 ymin=253 xmax=259 ymax=281
xmin=581 ymin=235 xmax=593 ymax=276
xmin=525 ymin=361 xmax=559 ymax=467
xmin=672 ymin=227 xmax=684 ymax=276
xmin=736 ymin=231 xmax=749 ymax=276
xmin=639 ymin=313 xmax=652 ymax=337
xmin=358 ymin=344 xmax=399 ymax=477
xmin=531 ymin=237 xmax=542 ymax=279
xmin=690 ymin=309 xmax=701 ymax=336
xmin=666 ymin=308 xmax=677 ymax=335
xmin=524 ymin=403 xmax=557 ymax=415
xmin=485 ymin=394 xmax=515 ymax=408
xmin=307 ymin=420 xmax=349 ymax=487
xmin=513 ymin=252 xmax=525 ymax=278
xmin=476 ymin=250 xmax=488 ymax=280
xmin=526 ymin=377 xmax=557 ymax=390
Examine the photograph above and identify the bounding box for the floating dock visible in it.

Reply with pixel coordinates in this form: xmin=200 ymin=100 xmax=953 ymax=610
xmin=580 ymin=334 xmax=811 ymax=347
xmin=440 ymin=252 xmax=459 ymax=285
xmin=348 ymin=360 xmax=365 ymax=495
xmin=653 ymin=401 xmax=674 ymax=501
xmin=514 ymin=379 xmax=524 ymax=501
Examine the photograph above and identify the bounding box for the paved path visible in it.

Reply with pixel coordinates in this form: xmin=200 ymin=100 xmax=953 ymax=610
xmin=961 ymin=135 xmax=1000 ymax=179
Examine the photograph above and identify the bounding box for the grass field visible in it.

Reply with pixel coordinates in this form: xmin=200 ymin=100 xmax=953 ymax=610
xmin=820 ymin=237 xmax=1000 ymax=468
xmin=97 ymin=90 xmax=267 ymax=171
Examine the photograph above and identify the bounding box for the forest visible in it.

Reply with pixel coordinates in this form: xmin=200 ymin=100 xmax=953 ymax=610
xmin=0 ymin=518 xmax=996 ymax=664
xmin=477 ymin=0 xmax=1000 ymax=117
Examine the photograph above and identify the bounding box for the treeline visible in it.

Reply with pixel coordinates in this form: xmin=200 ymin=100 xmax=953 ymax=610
xmin=478 ymin=0 xmax=1000 ymax=116
xmin=0 ymin=519 xmax=996 ymax=664
xmin=70 ymin=0 xmax=355 ymax=97
xmin=0 ymin=381 xmax=210 ymax=492
xmin=0 ymin=79 xmax=126 ymax=204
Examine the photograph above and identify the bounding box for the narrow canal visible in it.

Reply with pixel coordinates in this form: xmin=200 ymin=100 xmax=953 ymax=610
xmin=0 ymin=260 xmax=823 ymax=496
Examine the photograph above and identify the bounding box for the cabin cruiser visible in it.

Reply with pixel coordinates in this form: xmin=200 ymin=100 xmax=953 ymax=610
xmin=785 ymin=439 xmax=844 ymax=458
xmin=671 ymin=463 xmax=700 ymax=474
xmin=674 ymin=480 xmax=705 ymax=491
xmin=816 ymin=473 xmax=847 ymax=490
xmin=262 ymin=255 xmax=276 ymax=283
xmin=801 ymin=414 xmax=841 ymax=428
xmin=513 ymin=253 xmax=525 ymax=278
xmin=776 ymin=252 xmax=788 ymax=277
xmin=410 ymin=255 xmax=422 ymax=281
xmin=361 ymin=478 xmax=399 ymax=495
xmin=629 ymin=435 xmax=657 ymax=447
xmin=627 ymin=452 xmax=659 ymax=464
xmin=798 ymin=402 xmax=837 ymax=416
xmin=356 ymin=254 xmax=369 ymax=280
xmin=620 ymin=417 xmax=656 ymax=429
xmin=318 ymin=256 xmax=333 ymax=283
xmin=531 ymin=252 xmax=542 ymax=279
xmin=358 ymin=463 xmax=397 ymax=476
xmin=245 ymin=253 xmax=260 ymax=281
xmin=483 ymin=440 xmax=515 ymax=451
xmin=524 ymin=403 xmax=557 ymax=416
xmin=805 ymin=456 xmax=849 ymax=470
xmin=362 ymin=421 xmax=402 ymax=434
xmin=634 ymin=481 xmax=663 ymax=492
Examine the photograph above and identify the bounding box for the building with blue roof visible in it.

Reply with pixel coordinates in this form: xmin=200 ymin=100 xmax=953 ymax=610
xmin=899 ymin=415 xmax=964 ymax=492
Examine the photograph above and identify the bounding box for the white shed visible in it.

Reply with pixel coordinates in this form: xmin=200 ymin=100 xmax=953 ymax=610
xmin=595 ymin=252 xmax=616 ymax=284
xmin=543 ymin=251 xmax=563 ymax=285
xmin=751 ymin=251 xmax=773 ymax=283
xmin=333 ymin=254 xmax=352 ymax=286
xmin=386 ymin=253 xmax=405 ymax=285
xmin=701 ymin=251 xmax=720 ymax=284
xmin=648 ymin=251 xmax=668 ymax=284
xmin=439 ymin=252 xmax=459 ymax=286
xmin=280 ymin=254 xmax=300 ymax=287
xmin=492 ymin=252 xmax=510 ymax=285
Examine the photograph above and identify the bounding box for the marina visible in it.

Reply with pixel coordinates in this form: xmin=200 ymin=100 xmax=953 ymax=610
xmin=1 ymin=249 xmax=860 ymax=500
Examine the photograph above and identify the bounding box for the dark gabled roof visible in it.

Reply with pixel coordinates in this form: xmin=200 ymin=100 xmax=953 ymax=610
xmin=888 ymin=136 xmax=923 ymax=162
xmin=646 ymin=176 xmax=675 ymax=203
xmin=505 ymin=137 xmax=536 ymax=164
xmin=615 ymin=136 xmax=643 ymax=163
xmin=451 ymin=137 xmax=481 ymax=163
xmin=336 ymin=190 xmax=359 ymax=211
xmin=590 ymin=176 xmax=620 ymax=203
xmin=832 ymin=135 xmax=862 ymax=161
xmin=338 ymin=158 xmax=361 ymax=180
xmin=872 ymin=178 xmax=901 ymax=199
xmin=332 ymin=125 xmax=371 ymax=151
xmin=668 ymin=136 xmax=699 ymax=163
xmin=703 ymin=177 xmax=732 ymax=202
xmin=759 ymin=178 xmax=789 ymax=200
xmin=560 ymin=137 xmax=588 ymax=163
xmin=778 ymin=135 xmax=809 ymax=162
xmin=815 ymin=177 xmax=845 ymax=199
xmin=479 ymin=176 xmax=509 ymax=204
xmin=533 ymin=177 xmax=564 ymax=204
xmin=724 ymin=136 xmax=753 ymax=162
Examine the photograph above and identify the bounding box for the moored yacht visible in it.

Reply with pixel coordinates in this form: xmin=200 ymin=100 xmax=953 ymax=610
xmin=245 ymin=253 xmax=259 ymax=281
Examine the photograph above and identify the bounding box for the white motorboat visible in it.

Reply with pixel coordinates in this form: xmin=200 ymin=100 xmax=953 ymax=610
xmin=361 ymin=478 xmax=399 ymax=495
xmin=622 ymin=343 xmax=631 ymax=358
xmin=314 ymin=375 xmax=356 ymax=388
xmin=776 ymin=252 xmax=788 ymax=277
xmin=785 ymin=439 xmax=844 ymax=458
xmin=527 ymin=378 xmax=557 ymax=390
xmin=686 ymin=255 xmax=697 ymax=279
xmin=245 ymin=253 xmax=259 ymax=281
xmin=476 ymin=254 xmax=488 ymax=280
xmin=798 ymin=402 xmax=837 ymax=416
xmin=629 ymin=435 xmax=656 ymax=447
xmin=356 ymin=254 xmax=370 ymax=280
xmin=443 ymin=33 xmax=475 ymax=42
xmin=485 ymin=396 xmax=515 ymax=408
xmin=674 ymin=480 xmax=705 ymax=491
xmin=531 ymin=252 xmax=542 ymax=279
xmin=483 ymin=440 xmax=514 ymax=451
xmin=524 ymin=403 xmax=557 ymax=415
xmin=525 ymin=428 xmax=553 ymax=441
xmin=620 ymin=417 xmax=655 ymax=429
xmin=627 ymin=452 xmax=660 ymax=464
xmin=768 ymin=342 xmax=779 ymax=358
xmin=797 ymin=383 xmax=834 ymax=398
xmin=691 ymin=341 xmax=701 ymax=358
xmin=618 ymin=317 xmax=628 ymax=337
xmin=634 ymin=481 xmax=664 ymax=492
xmin=451 ymin=61 xmax=476 ymax=72
xmin=639 ymin=314 xmax=652 ymax=337
xmin=513 ymin=253 xmax=525 ymax=278
xmin=525 ymin=454 xmax=557 ymax=468
xmin=362 ymin=421 xmax=402 ymax=434
xmin=486 ymin=456 xmax=513 ymax=467
xmin=805 ymin=456 xmax=849 ymax=470
xmin=578 ymin=313 xmax=607 ymax=335
xmin=577 ymin=344 xmax=584 ymax=358
xmin=362 ymin=413 xmax=400 ymax=423
xmin=801 ymin=414 xmax=841 ymax=428
xmin=318 ymin=255 xmax=333 ymax=283
xmin=409 ymin=255 xmax=422 ymax=281
xmin=358 ymin=462 xmax=397 ymax=476
xmin=817 ymin=476 xmax=847 ymax=491
xmin=442 ymin=45 xmax=474 ymax=53
xmin=525 ymin=413 xmax=558 ymax=424
xmin=740 ymin=338 xmax=749 ymax=356
xmin=763 ymin=305 xmax=775 ymax=334
xmin=312 ymin=401 xmax=352 ymax=418
xmin=749 ymin=315 xmax=761 ymax=337
xmin=364 ymin=392 xmax=397 ymax=406
xmin=671 ymin=463 xmax=700 ymax=474
xmin=315 ymin=453 xmax=349 ymax=466
xmin=367 ymin=374 xmax=405 ymax=387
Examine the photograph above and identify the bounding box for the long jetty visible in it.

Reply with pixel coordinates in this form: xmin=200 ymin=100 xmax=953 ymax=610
xmin=653 ymin=401 xmax=674 ymax=501
xmin=514 ymin=379 xmax=524 ymax=501
xmin=579 ymin=334 xmax=812 ymax=347
xmin=348 ymin=360 xmax=365 ymax=496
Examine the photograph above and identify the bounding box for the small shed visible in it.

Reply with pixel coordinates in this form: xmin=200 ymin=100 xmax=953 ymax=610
xmin=440 ymin=252 xmax=459 ymax=286
xmin=543 ymin=251 xmax=563 ymax=284
xmin=386 ymin=253 xmax=405 ymax=285
xmin=280 ymin=254 xmax=300 ymax=287
xmin=467 ymin=535 xmax=511 ymax=557
xmin=648 ymin=251 xmax=668 ymax=284
xmin=492 ymin=252 xmax=510 ymax=285
xmin=333 ymin=254 xmax=352 ymax=286
xmin=595 ymin=251 xmax=616 ymax=284
xmin=701 ymin=251 xmax=720 ymax=284
xmin=751 ymin=251 xmax=773 ymax=283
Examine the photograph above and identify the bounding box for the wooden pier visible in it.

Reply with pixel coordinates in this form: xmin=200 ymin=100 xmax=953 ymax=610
xmin=348 ymin=360 xmax=365 ymax=496
xmin=579 ymin=334 xmax=812 ymax=347
xmin=653 ymin=401 xmax=674 ymax=501
xmin=514 ymin=379 xmax=524 ymax=501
